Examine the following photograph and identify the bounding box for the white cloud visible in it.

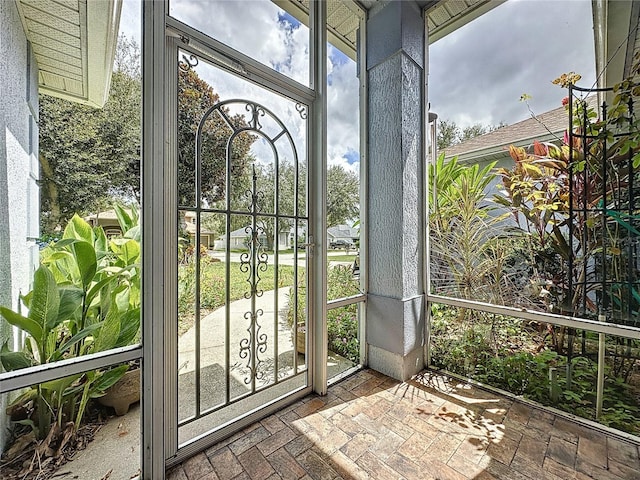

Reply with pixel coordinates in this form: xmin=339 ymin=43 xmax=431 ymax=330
xmin=121 ymin=0 xmax=362 ymax=178
xmin=428 ymin=0 xmax=596 ymax=129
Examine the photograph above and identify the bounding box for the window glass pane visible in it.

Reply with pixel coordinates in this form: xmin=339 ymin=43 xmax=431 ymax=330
xmin=327 ymin=303 xmax=362 ymax=379
xmin=1 ymin=0 xmax=142 ymax=469
xmin=2 ymin=13 xmax=142 ymax=371
xmin=174 ymin=47 xmax=310 ymax=446
xmin=169 ymin=0 xmax=310 ymax=87
xmin=325 ymin=0 xmax=362 ymax=303
xmin=429 ymin=303 xmax=640 ymax=435
xmin=0 ymin=363 xmax=140 ymax=479
xmin=426 ymin=0 xmax=640 ymax=331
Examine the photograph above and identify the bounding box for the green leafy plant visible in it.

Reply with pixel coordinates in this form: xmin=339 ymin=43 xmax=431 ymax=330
xmin=429 ymin=153 xmax=509 ymax=304
xmin=286 ymin=265 xmax=361 ymax=363
xmin=0 ymin=205 xmax=141 ymax=444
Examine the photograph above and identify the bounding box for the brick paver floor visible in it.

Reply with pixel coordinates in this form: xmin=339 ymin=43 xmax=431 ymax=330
xmin=167 ymin=369 xmax=640 ymax=480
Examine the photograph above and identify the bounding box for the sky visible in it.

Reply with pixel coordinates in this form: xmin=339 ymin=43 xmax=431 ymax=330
xmin=118 ymin=0 xmax=597 ymax=163
xmin=429 ymin=0 xmax=595 ymax=128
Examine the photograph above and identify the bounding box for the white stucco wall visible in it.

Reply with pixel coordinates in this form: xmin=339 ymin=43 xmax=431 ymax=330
xmin=0 ymin=0 xmax=39 ymax=454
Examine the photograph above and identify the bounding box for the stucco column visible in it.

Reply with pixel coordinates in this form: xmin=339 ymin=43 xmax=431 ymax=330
xmin=366 ymin=0 xmax=426 ymax=381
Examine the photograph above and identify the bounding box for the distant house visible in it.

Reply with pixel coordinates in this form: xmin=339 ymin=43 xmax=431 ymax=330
xmin=86 ymin=209 xmax=130 ymax=237
xmin=442 ymin=97 xmax=598 ymax=195
xmin=183 ymin=211 xmax=218 ymax=249
xmin=215 ymin=225 xmax=290 ymax=251
xmin=327 ymin=225 xmax=358 ymax=246
xmin=443 ymin=96 xmax=598 ymax=167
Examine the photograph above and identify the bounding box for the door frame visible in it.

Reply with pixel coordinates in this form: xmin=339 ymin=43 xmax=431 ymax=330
xmin=142 ymin=1 xmax=328 ymax=468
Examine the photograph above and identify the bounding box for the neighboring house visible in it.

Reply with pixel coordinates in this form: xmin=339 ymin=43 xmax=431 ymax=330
xmin=183 ymin=211 xmax=218 ymax=249
xmin=86 ymin=209 xmax=130 ymax=237
xmin=0 ymin=0 xmax=119 ymax=453
xmin=327 ymin=224 xmax=358 ymax=246
xmin=443 ymin=96 xmax=599 ymax=165
xmin=442 ymin=96 xmax=598 ymax=196
xmin=214 ymin=225 xmax=290 ymax=250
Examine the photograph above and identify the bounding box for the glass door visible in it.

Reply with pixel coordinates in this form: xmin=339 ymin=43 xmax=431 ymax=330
xmin=167 ymin=35 xmax=314 ymax=453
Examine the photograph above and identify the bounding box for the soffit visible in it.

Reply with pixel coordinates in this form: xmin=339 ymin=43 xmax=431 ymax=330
xmin=15 ymin=0 xmax=121 ymax=108
xmin=425 ymin=0 xmax=505 ymax=43
xmin=273 ymin=0 xmax=364 ymax=60
xmin=276 ymin=0 xmax=503 ymax=59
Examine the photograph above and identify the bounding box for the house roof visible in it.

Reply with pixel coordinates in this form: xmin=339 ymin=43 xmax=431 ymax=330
xmin=443 ymin=96 xmax=598 ymax=164
xmin=327 ymin=225 xmax=358 ymax=239
xmin=16 ymin=0 xmax=121 ymax=108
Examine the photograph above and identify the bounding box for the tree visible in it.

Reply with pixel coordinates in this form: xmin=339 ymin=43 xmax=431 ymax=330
xmin=39 ymin=36 xmax=141 ymax=233
xmin=327 ymin=165 xmax=359 ymax=227
xmin=436 ymin=119 xmax=461 ymax=151
xmin=177 ymin=69 xmax=254 ymax=207
xmin=38 ymin=36 xmax=256 ymax=234
xmin=436 ymin=119 xmax=505 ymax=151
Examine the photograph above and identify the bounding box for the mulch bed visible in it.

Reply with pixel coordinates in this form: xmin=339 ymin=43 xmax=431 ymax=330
xmin=1 ymin=405 xmax=108 ymax=480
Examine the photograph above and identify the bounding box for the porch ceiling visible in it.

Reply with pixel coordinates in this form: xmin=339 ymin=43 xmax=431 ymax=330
xmin=275 ymin=0 xmax=504 ymax=60
xmin=15 ymin=0 xmax=121 ymax=108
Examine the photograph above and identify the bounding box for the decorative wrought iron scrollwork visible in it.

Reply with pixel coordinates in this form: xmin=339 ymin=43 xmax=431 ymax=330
xmin=246 ymin=102 xmax=265 ymax=130
xmin=179 ymin=53 xmax=199 ymax=72
xmin=239 ymin=224 xmax=268 ymax=299
xmin=295 ymin=103 xmax=308 ymax=120
xmin=239 ymin=309 xmax=266 ymax=384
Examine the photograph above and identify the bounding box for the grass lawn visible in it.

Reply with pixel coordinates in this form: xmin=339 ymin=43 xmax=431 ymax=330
xmin=328 ymin=254 xmax=357 ymax=262
xmin=178 ymin=260 xmax=301 ymax=335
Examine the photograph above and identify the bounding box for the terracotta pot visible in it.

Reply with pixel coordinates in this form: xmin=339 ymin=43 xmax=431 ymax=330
xmin=98 ymin=368 xmax=140 ymax=416
xmin=295 ymin=325 xmax=306 ymax=354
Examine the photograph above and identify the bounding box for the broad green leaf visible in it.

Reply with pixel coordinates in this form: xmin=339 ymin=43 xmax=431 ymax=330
xmin=124 ymin=225 xmax=141 ymax=242
xmin=114 ymin=204 xmax=133 ymax=232
xmin=94 ymin=226 xmax=109 ymax=260
xmin=0 ymin=306 xmax=42 ymax=344
xmin=50 ymin=323 xmax=103 ymax=362
xmin=71 ymin=241 xmax=97 ymax=289
xmin=41 ymin=251 xmax=73 ymax=263
xmin=85 ymin=274 xmax=118 ymax=307
xmin=90 ymin=365 xmax=130 ymax=394
xmin=45 ymin=331 xmax=57 ymax=362
xmin=56 ymin=286 xmax=84 ymax=325
xmin=110 ymin=238 xmax=140 ymax=265
xmin=29 ymin=266 xmax=60 ymax=339
xmin=116 ymin=307 xmax=141 ymax=347
xmin=50 ymin=239 xmax=76 ymax=249
xmin=93 ymin=303 xmax=121 ymax=352
xmin=41 ymin=374 xmax=81 ymax=394
xmin=0 ymin=342 xmax=35 ymax=371
xmin=63 ymin=214 xmax=94 ymax=243
xmin=114 ymin=286 xmax=130 ymax=313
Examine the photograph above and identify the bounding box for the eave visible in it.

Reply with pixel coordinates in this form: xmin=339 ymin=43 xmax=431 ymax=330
xmin=274 ymin=0 xmax=503 ymax=60
xmin=16 ymin=0 xmax=122 ymax=108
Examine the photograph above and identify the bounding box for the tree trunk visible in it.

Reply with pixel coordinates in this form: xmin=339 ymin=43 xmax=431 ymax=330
xmin=39 ymin=154 xmax=60 ymax=232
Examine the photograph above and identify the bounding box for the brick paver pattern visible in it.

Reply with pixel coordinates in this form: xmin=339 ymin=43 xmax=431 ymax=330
xmin=167 ymin=369 xmax=640 ymax=480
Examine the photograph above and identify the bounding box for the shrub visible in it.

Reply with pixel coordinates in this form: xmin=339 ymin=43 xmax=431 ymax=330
xmin=287 ymin=265 xmax=361 ymax=363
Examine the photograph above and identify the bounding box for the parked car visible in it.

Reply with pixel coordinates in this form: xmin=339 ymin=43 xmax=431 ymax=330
xmin=329 ymin=239 xmax=353 ymax=249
